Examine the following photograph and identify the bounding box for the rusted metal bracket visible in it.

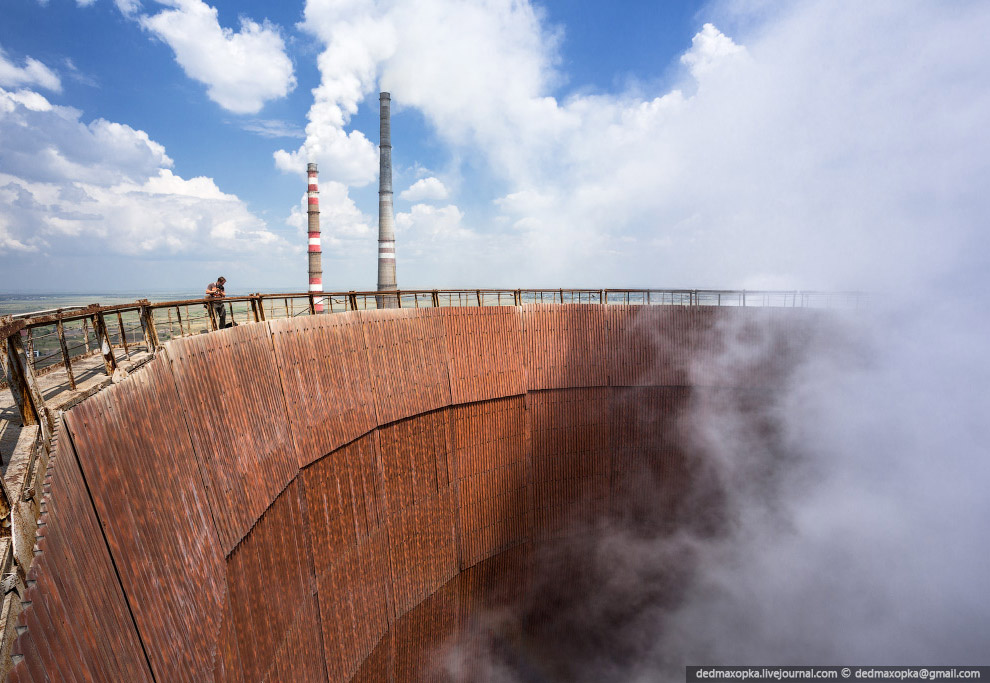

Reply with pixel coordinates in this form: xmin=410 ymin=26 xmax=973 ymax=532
xmin=55 ymin=314 xmax=76 ymax=390
xmin=205 ymin=301 xmax=218 ymax=331
xmin=138 ymin=301 xmax=160 ymax=351
xmin=249 ymin=295 xmax=266 ymax=322
xmin=4 ymin=334 xmax=37 ymax=428
xmin=3 ymin=334 xmax=51 ymax=443
xmin=0 ymin=477 xmax=11 ymax=535
xmin=91 ymin=313 xmax=119 ymax=376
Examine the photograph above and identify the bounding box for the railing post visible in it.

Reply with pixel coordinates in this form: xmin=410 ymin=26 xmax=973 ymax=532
xmin=4 ymin=325 xmax=35 ymax=427
xmin=174 ymin=306 xmax=185 ymax=338
xmin=476 ymin=290 xmax=483 ymax=307
xmin=603 ymin=290 xmax=608 ymax=305
xmin=206 ymin=299 xmax=219 ymax=331
xmin=308 ymin=292 xmax=316 ymax=315
xmin=396 ymin=291 xmax=403 ymax=308
xmin=431 ymin=290 xmax=440 ymax=308
xmin=139 ymin=302 xmax=160 ymax=351
xmin=116 ymin=310 xmax=131 ymax=357
xmin=513 ymin=290 xmax=521 ymax=306
xmin=92 ymin=312 xmax=118 ymax=375
xmin=559 ymin=288 xmax=564 ymax=304
xmin=256 ymin=295 xmax=266 ymax=321
xmin=55 ymin=314 xmax=76 ymax=390
xmin=4 ymin=329 xmax=50 ymax=442
xmin=348 ymin=292 xmax=358 ymax=311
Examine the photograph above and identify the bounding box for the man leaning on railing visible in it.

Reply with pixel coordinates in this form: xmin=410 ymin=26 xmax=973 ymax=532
xmin=206 ymin=276 xmax=228 ymax=329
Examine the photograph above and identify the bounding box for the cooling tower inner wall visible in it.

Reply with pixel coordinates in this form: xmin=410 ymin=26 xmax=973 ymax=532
xmin=8 ymin=304 xmax=822 ymax=682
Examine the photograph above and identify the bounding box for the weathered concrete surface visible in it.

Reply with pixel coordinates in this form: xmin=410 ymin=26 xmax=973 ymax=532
xmin=5 ymin=304 xmax=824 ymax=682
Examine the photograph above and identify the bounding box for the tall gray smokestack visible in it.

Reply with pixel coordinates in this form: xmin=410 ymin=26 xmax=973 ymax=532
xmin=377 ymin=91 xmax=397 ymax=308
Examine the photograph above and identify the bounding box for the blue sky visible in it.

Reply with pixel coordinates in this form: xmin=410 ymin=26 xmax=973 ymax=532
xmin=1 ymin=0 xmax=988 ymax=294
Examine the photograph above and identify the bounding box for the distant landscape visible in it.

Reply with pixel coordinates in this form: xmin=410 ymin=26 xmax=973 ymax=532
xmin=0 ymin=290 xmax=293 ymax=318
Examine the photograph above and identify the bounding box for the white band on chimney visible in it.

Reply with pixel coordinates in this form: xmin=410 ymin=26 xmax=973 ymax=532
xmin=309 ymin=283 xmax=323 ymax=291
xmin=378 ymin=253 xmax=395 ymax=259
xmin=309 ymin=237 xmax=320 ymax=246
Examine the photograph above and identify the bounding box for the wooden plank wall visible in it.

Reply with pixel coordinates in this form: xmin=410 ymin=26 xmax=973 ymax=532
xmin=8 ymin=304 xmax=820 ymax=682
xmin=7 ymin=423 xmax=153 ymax=683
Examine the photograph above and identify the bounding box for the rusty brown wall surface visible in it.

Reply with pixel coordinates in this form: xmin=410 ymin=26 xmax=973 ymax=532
xmin=378 ymin=411 xmax=459 ymax=620
xmin=528 ymin=387 xmax=612 ymax=540
xmin=607 ymin=305 xmax=695 ymax=387
xmin=302 ymin=433 xmax=391 ymax=682
xmin=213 ymin=593 xmax=245 ymax=683
xmin=8 ymin=428 xmax=153 ymax=683
xmin=362 ymin=309 xmax=451 ymax=426
xmin=225 ymin=479 xmax=326 ymax=683
xmin=270 ymin=313 xmax=377 ymax=467
xmin=353 ymin=542 xmax=533 ymax=683
xmin=450 ymin=397 xmax=531 ymax=570
xmin=521 ymin=304 xmax=608 ymax=390
xmin=442 ymin=307 xmax=527 ymax=405
xmin=7 ymin=304 xmax=822 ymax=683
xmin=64 ymin=353 xmax=226 ymax=682
xmin=166 ymin=324 xmax=299 ymax=553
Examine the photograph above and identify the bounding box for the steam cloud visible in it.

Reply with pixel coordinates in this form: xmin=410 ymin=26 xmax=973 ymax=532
xmin=421 ymin=299 xmax=988 ymax=681
xmin=415 ymin=0 xmax=990 ymax=674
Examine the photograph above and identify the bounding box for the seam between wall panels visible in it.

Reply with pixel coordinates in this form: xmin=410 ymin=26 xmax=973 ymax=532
xmin=161 ymin=342 xmax=227 ymax=554
xmin=162 ymin=334 xmax=310 ymax=681
xmin=62 ymin=415 xmax=158 ymax=683
xmin=140 ymin=345 xmax=230 ymax=680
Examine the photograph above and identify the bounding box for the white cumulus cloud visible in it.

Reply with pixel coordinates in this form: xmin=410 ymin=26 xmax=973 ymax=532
xmin=140 ymin=0 xmax=295 ymax=114
xmin=273 ymin=7 xmax=388 ymax=185
xmin=679 ymin=22 xmax=746 ymax=79
xmin=399 ymin=176 xmax=449 ymax=202
xmin=0 ymin=85 xmax=290 ymax=269
xmin=0 ymin=45 xmax=61 ymax=92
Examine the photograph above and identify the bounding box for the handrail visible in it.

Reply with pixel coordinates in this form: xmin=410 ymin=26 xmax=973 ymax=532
xmin=2 ymin=287 xmax=866 ymax=338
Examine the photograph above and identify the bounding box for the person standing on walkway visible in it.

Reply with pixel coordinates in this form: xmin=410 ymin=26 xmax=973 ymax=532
xmin=206 ymin=276 xmax=227 ymax=329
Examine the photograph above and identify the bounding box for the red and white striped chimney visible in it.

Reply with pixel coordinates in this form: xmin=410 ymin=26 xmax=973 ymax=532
xmin=307 ymin=162 xmax=323 ymax=312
